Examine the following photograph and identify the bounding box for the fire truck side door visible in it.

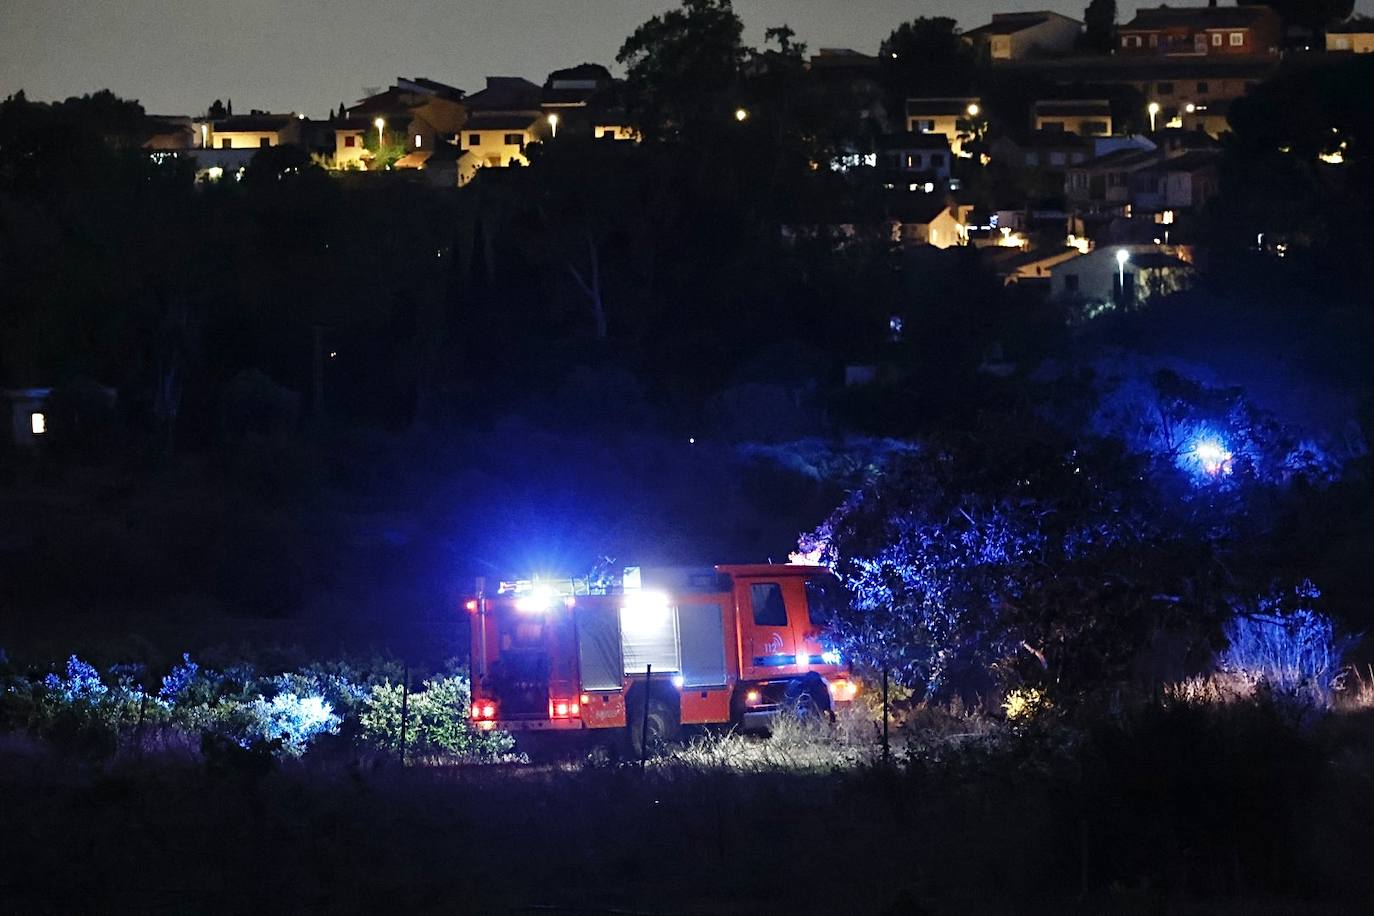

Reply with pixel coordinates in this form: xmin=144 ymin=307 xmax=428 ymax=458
xmin=739 ymin=579 xmax=797 ymax=675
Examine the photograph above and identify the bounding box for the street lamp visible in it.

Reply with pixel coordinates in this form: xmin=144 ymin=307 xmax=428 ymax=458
xmin=1147 ymin=101 xmax=1160 ymax=132
xmin=1116 ymin=248 xmax=1129 ymax=299
xmin=547 ymin=112 xmax=559 ymax=138
xmin=966 ymin=102 xmax=980 ymax=117
xmin=734 ymin=108 xmax=749 ymax=122
xmin=374 ymin=117 xmax=385 ymax=146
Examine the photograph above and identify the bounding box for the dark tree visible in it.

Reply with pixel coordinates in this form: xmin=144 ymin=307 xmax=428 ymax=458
xmin=1083 ymin=0 xmax=1118 ymax=53
xmin=616 ymin=0 xmax=746 ymax=141
xmin=879 ymin=17 xmax=975 ymax=100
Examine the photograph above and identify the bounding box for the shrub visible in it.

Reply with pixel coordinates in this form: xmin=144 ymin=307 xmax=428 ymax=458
xmin=1219 ymin=581 xmax=1349 ymax=706
xmin=238 ymin=692 xmax=340 ymax=757
xmin=358 ymin=675 xmax=514 ymax=761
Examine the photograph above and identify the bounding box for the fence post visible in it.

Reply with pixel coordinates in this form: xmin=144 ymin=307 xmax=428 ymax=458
xmin=399 ymin=666 xmax=411 ymax=766
xmin=640 ymin=664 xmax=652 ymax=769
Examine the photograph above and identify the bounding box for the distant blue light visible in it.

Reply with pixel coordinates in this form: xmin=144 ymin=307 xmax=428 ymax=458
xmin=1177 ymin=432 xmax=1234 ymax=480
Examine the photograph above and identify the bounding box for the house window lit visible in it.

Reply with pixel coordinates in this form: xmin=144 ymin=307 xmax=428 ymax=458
xmin=1212 ymin=33 xmax=1223 ymax=46
xmin=31 ymin=412 xmax=46 ymax=435
xmin=1149 ymin=34 xmax=1158 ymax=47
xmin=1230 ymin=32 xmax=1244 ymax=46
xmin=415 ymin=134 xmax=422 ymax=147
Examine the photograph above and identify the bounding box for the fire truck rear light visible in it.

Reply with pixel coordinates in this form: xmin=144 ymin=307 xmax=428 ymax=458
xmin=827 ymin=680 xmax=858 ymax=701
xmin=465 ymin=599 xmax=478 ymax=612
xmin=555 ymin=702 xmax=568 ymax=716
xmin=471 ymin=703 xmax=481 ymax=718
xmin=482 ymin=704 xmax=496 ymax=718
xmin=746 ymin=690 xmax=760 ymax=705
xmin=569 ymin=703 xmax=579 ymax=715
xmin=580 ymin=694 xmax=590 ymax=704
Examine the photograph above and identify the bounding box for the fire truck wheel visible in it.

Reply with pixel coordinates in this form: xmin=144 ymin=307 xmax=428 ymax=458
xmin=785 ymin=676 xmax=832 ymax=724
xmin=628 ymin=696 xmax=679 ymax=758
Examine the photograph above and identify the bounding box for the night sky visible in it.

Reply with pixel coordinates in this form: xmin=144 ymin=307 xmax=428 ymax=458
xmin=5 ymin=1 xmax=1369 ymax=119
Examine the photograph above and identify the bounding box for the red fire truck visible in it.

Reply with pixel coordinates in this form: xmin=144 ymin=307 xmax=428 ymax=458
xmin=466 ymin=564 xmax=857 ymax=753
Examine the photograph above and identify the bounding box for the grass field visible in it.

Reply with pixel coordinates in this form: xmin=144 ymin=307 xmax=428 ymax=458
xmin=4 ymin=696 xmax=1373 ymax=916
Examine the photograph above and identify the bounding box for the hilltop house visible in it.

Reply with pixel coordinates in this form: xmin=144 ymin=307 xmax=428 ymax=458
xmin=992 ymin=130 xmax=1093 ymax=170
xmin=458 ymin=77 xmax=546 ymax=185
xmin=1050 ymin=243 xmax=1194 ymax=313
xmin=540 ymin=64 xmax=637 ymax=142
xmin=963 ymin=11 xmax=1082 ymax=61
xmin=879 ymin=132 xmax=953 ymax=188
xmin=1118 ymin=4 xmax=1282 ymax=57
xmin=1326 ymin=18 xmax=1374 ymax=53
xmin=188 ymin=110 xmax=306 ymax=174
xmin=1065 ymin=146 xmax=1163 ymax=215
xmin=1033 ymin=99 xmax=1113 ymax=136
xmin=346 ymin=77 xmax=467 ymax=169
xmin=905 ymin=97 xmax=981 ymax=157
xmin=1129 ymin=149 xmax=1221 ymax=214
xmin=890 ymin=197 xmax=973 ymax=248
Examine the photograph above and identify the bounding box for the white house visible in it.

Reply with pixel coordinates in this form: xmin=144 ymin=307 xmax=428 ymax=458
xmin=1049 ymin=243 xmax=1193 ymax=314
xmin=963 ymin=11 xmax=1082 ymax=61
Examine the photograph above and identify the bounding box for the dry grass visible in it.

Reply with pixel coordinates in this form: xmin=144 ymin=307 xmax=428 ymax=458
xmin=663 ymin=709 xmax=879 ymax=772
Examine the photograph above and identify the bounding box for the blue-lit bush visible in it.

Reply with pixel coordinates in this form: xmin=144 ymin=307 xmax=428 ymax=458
xmin=803 ymin=429 xmax=1227 ymax=703
xmin=1219 ymin=581 xmax=1350 ymax=705
xmin=237 ymin=692 xmax=341 ymax=757
xmin=1 ymin=651 xmax=515 ymax=764
xmin=29 ymin=656 xmax=159 ymax=757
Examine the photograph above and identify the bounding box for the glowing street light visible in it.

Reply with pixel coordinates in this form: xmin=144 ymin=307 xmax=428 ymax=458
xmin=547 ymin=112 xmax=559 ymax=138
xmin=374 ymin=117 xmax=385 ymax=146
xmin=966 ymin=103 xmax=980 ymax=117
xmin=1116 ymin=248 xmax=1129 ymax=298
xmin=1147 ymin=101 xmax=1161 ymax=131
xmin=734 ymin=107 xmax=749 ymax=122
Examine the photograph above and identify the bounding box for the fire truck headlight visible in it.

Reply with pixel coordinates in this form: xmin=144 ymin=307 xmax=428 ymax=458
xmin=746 ymin=690 xmax=760 ymax=705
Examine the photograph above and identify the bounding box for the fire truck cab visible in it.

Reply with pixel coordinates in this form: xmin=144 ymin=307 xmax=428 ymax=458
xmin=466 ymin=564 xmax=856 ymax=752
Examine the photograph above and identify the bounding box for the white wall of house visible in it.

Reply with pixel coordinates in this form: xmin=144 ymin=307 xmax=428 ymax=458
xmin=1008 ymin=16 xmax=1082 ymax=59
